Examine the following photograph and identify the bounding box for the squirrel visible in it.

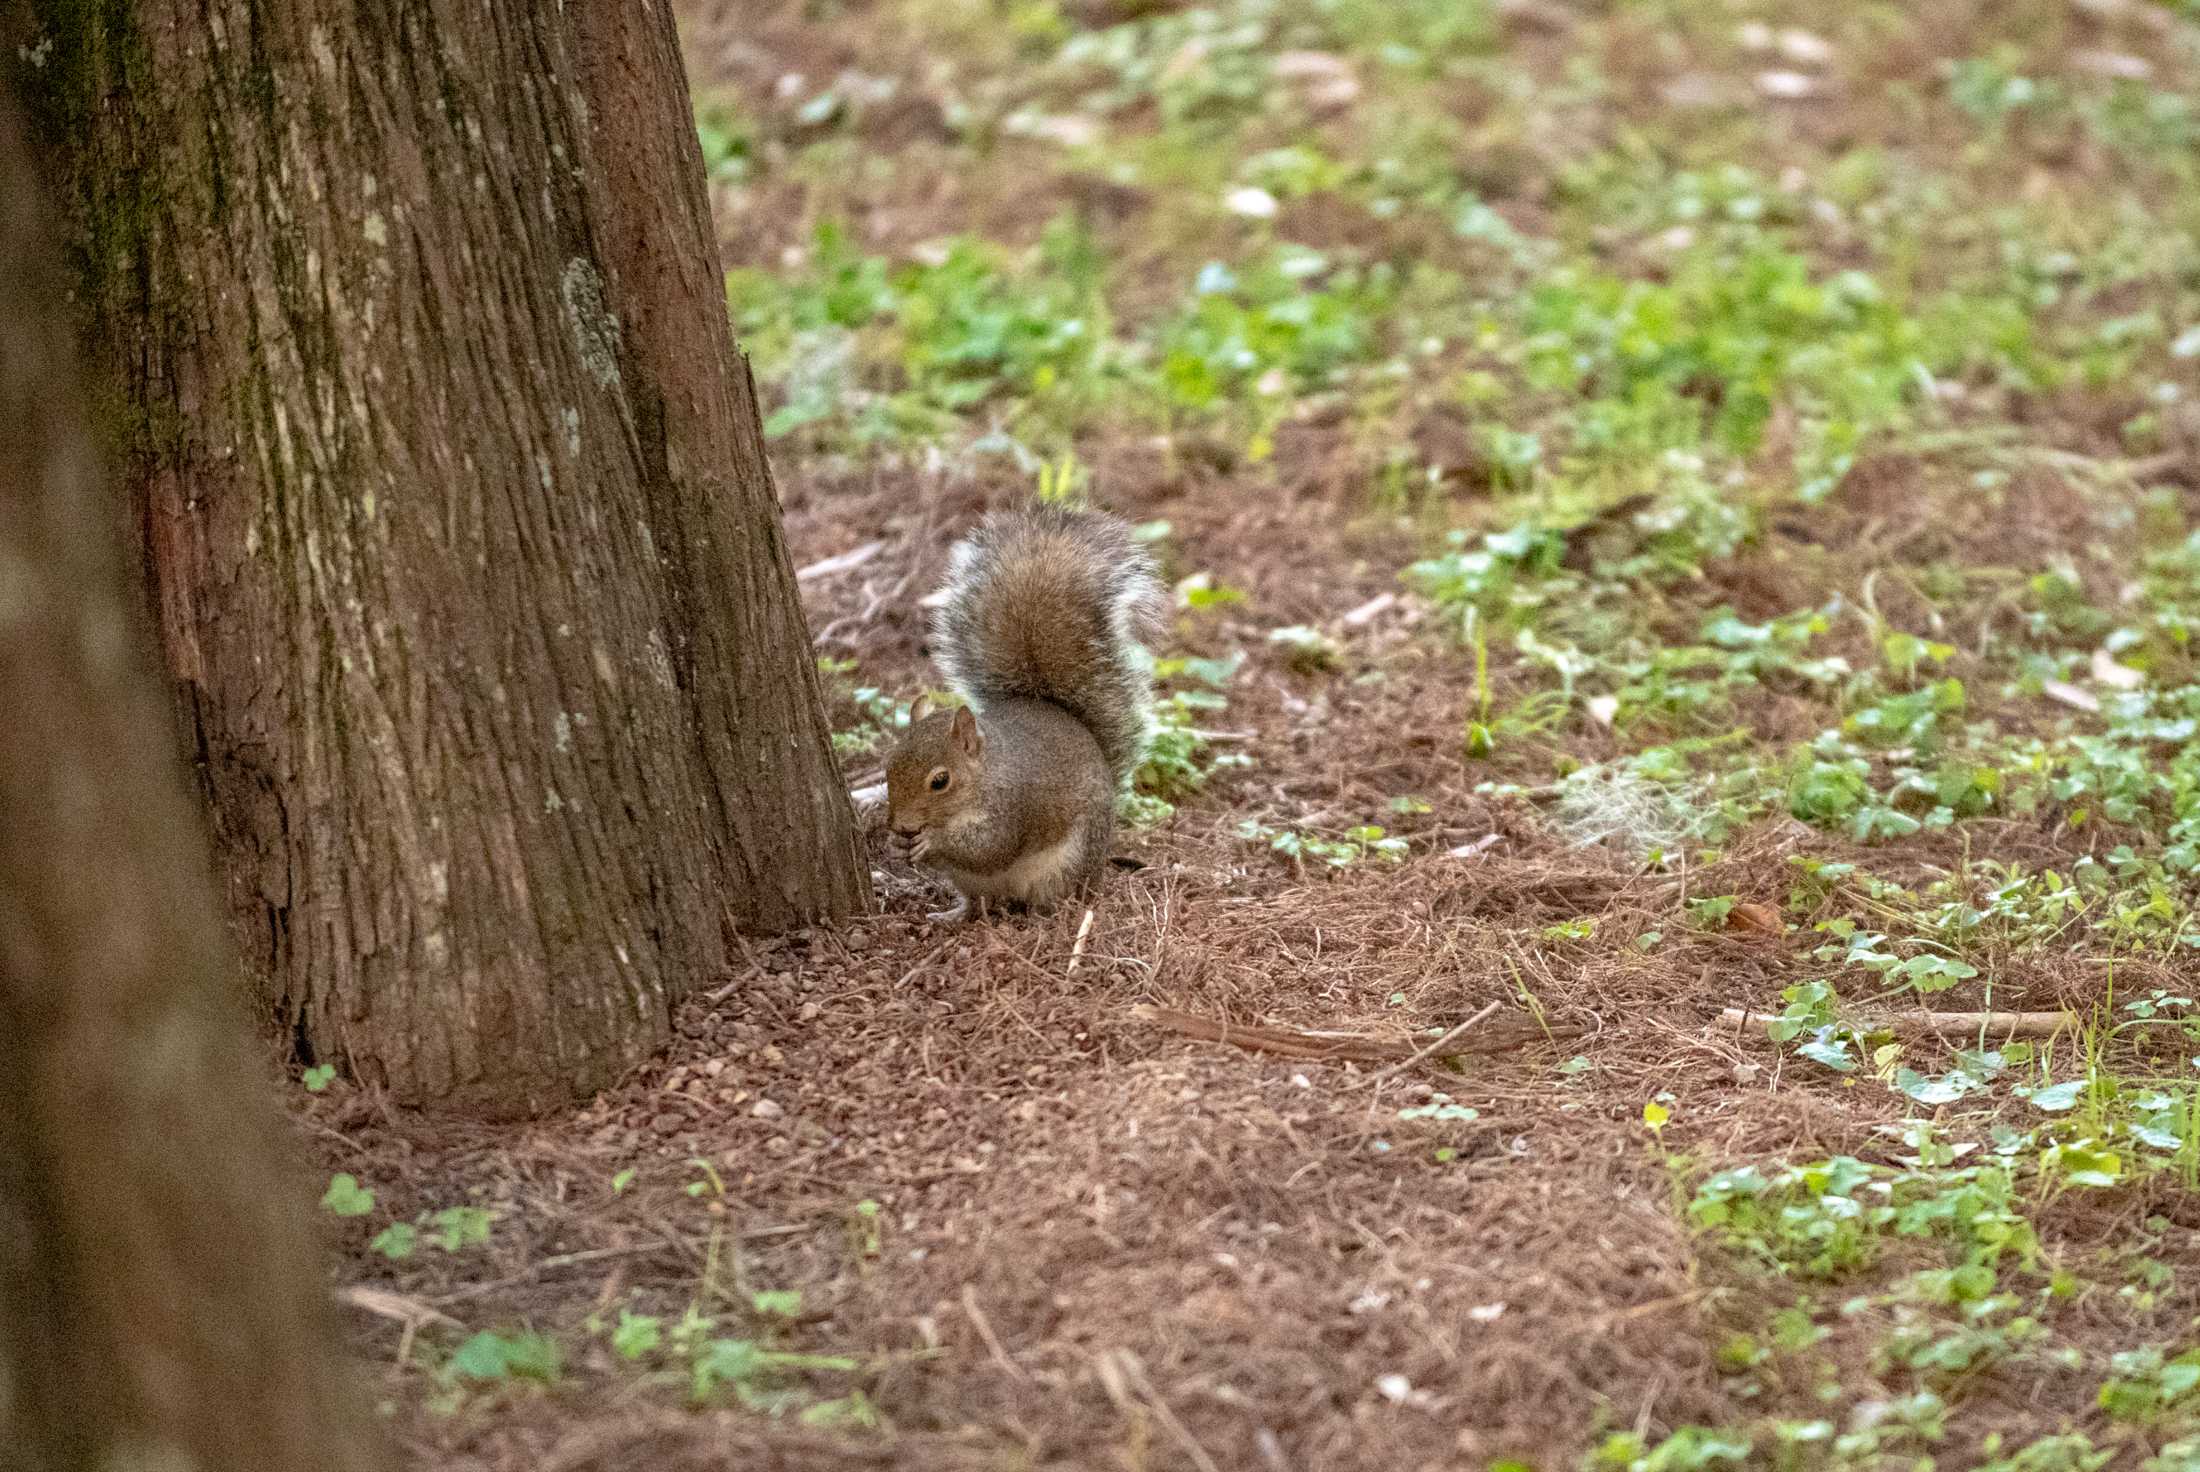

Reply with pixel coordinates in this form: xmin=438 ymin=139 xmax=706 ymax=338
xmin=885 ymin=505 xmax=1164 ymax=922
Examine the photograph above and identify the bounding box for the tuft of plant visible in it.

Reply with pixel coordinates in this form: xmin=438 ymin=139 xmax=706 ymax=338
xmin=1236 ymin=817 xmax=1407 ymax=869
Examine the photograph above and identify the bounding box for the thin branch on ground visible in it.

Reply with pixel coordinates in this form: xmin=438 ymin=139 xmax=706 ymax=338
xmin=1358 ymin=1000 xmax=1504 ymax=1087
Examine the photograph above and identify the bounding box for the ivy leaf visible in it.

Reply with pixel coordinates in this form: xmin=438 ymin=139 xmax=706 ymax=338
xmin=370 ymin=1223 xmax=419 ymax=1260
xmin=1797 ymin=1038 xmax=1857 ymax=1073
xmin=2026 ymin=1080 xmax=2084 ymax=1113
xmin=1895 ymin=1068 xmax=1979 ymax=1106
xmin=751 ymin=1290 xmax=804 ymax=1320
xmin=430 ymin=1206 xmax=495 ymax=1252
xmin=2132 ymin=1118 xmax=2184 ymax=1151
xmin=1770 ymin=981 xmax=1837 ymax=1042
xmin=2043 ymin=1140 xmax=2122 ymax=1188
xmin=692 ymin=1337 xmax=763 ymax=1399
xmin=446 ymin=1330 xmax=563 ymax=1384
xmin=1897 ymin=955 xmax=1979 ymax=993
xmin=320 ymin=1173 xmax=376 ymax=1218
xmin=612 ymin=1311 xmax=662 ymax=1360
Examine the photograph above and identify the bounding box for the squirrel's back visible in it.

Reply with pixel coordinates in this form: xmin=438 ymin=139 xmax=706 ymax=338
xmin=932 ymin=506 xmax=1163 ymax=783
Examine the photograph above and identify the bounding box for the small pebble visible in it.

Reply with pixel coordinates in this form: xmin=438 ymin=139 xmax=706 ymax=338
xmin=752 ymin=1098 xmax=785 ymax=1120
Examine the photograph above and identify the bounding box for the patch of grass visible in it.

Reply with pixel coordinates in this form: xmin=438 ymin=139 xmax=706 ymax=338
xmin=730 ymin=215 xmax=1119 ymax=447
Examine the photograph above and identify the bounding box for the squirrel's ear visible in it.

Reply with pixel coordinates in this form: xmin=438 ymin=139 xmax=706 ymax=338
xmin=909 ymin=694 xmax=935 ymax=724
xmin=949 ymin=704 xmax=982 ymax=756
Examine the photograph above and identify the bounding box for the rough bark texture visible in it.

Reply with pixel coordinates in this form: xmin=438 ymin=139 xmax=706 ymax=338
xmin=15 ymin=0 xmax=869 ymax=1116
xmin=569 ymin=4 xmax=853 ymax=924
xmin=0 ymin=65 xmax=384 ymax=1472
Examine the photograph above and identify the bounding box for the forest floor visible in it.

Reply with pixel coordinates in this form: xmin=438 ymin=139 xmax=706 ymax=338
xmin=316 ymin=2 xmax=2200 ymax=1468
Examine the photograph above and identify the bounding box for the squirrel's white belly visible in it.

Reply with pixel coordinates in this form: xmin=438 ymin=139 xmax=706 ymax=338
xmin=944 ymin=830 xmax=1083 ymax=904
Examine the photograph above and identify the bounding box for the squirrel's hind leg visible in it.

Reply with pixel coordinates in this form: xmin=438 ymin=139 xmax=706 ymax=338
xmin=1030 ymin=826 xmax=1111 ymax=918
xmin=1072 ymin=809 xmax=1117 ymax=899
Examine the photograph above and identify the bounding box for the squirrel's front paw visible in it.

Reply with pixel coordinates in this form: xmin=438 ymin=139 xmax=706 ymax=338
xmin=908 ymin=833 xmax=934 ymax=865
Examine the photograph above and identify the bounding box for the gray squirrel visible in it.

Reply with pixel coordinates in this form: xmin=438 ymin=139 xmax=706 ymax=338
xmin=885 ymin=506 xmax=1163 ymax=921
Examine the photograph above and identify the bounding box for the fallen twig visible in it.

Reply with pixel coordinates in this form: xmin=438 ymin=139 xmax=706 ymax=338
xmin=1360 ymin=1000 xmax=1503 ymax=1087
xmin=425 ymin=1243 xmax=682 ymax=1307
xmin=961 ymin=1284 xmax=1029 ymax=1383
xmin=1717 ymin=1006 xmax=2078 ymax=1040
xmin=1066 ymin=907 xmax=1095 ymax=974
xmin=1339 ymin=591 xmax=1397 ymax=628
xmin=1131 ymin=1005 xmax=1407 ymax=1062
xmin=796 ymin=539 xmax=885 ymax=582
xmin=336 ymin=1284 xmax=464 ymax=1368
xmin=1097 ymin=1349 xmax=1222 ymax=1472
xmin=1133 ymin=1003 xmax=1569 ymax=1063
xmin=336 ymin=1284 xmax=461 ymax=1330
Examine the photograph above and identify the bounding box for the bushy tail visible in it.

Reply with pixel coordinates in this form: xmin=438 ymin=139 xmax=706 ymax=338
xmin=931 ymin=506 xmax=1164 ymax=782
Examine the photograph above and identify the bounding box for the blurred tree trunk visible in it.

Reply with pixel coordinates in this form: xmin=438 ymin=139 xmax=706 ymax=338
xmin=13 ymin=1 xmax=868 ymax=1116
xmin=0 ymin=64 xmax=381 ymax=1472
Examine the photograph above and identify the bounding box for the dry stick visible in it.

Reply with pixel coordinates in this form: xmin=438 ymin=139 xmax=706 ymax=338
xmin=419 ymin=1229 xmax=803 ymax=1310
xmin=1124 ymin=1354 xmax=1225 ymax=1472
xmin=1066 ymin=907 xmax=1096 ymax=974
xmin=334 ymin=1284 xmax=461 ymax=1328
xmin=1717 ymin=1006 xmax=2077 ymax=1040
xmin=1597 ymin=1288 xmax=1708 ymax=1329
xmin=895 ymin=939 xmax=954 ymax=991
xmin=1098 ymin=1349 xmax=1223 ymax=1472
xmin=1130 ymin=1005 xmax=1405 ymax=1063
xmin=795 ymin=539 xmax=885 ymax=582
xmin=335 ymin=1283 xmax=462 ymax=1371
xmin=423 ymin=1244 xmax=679 ymax=1308
xmin=1359 ymin=1000 xmax=1504 ymax=1088
xmin=1340 ymin=591 xmax=1398 ymax=628
xmin=1133 ymin=1003 xmax=1564 ymax=1062
xmin=961 ymin=1284 xmax=1029 ymax=1383
xmin=816 ymin=555 xmax=923 ymax=650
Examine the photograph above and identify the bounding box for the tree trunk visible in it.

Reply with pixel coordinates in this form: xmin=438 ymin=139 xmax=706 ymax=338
xmin=14 ymin=1 xmax=869 ymax=1116
xmin=0 ymin=65 xmax=382 ymax=1472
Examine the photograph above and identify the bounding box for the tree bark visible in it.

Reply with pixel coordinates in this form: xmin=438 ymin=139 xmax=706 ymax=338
xmin=14 ymin=0 xmax=869 ymax=1116
xmin=0 ymin=64 xmax=383 ymax=1472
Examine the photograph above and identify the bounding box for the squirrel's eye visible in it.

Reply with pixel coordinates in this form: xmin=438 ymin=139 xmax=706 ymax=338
xmin=928 ymin=769 xmax=952 ymax=793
